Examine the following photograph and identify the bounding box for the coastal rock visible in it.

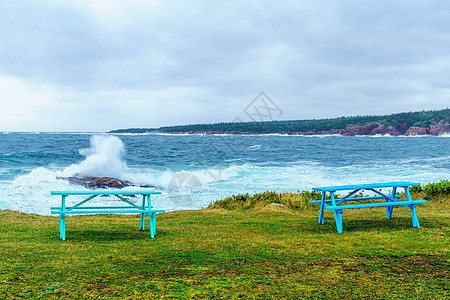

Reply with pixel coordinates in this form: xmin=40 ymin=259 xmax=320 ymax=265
xmin=339 ymin=123 xmax=398 ymax=136
xmin=313 ymin=121 xmax=450 ymax=136
xmin=395 ymin=122 xmax=409 ymax=134
xmin=429 ymin=121 xmax=450 ymax=136
xmin=57 ymin=176 xmax=131 ymax=189
xmin=57 ymin=176 xmax=164 ymax=190
xmin=405 ymin=126 xmax=428 ymax=136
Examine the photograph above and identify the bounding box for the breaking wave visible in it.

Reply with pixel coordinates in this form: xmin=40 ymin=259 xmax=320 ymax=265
xmin=0 ymin=133 xmax=448 ymax=215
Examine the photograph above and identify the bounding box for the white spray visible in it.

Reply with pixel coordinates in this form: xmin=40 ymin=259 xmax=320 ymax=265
xmin=60 ymin=135 xmax=128 ymax=178
xmin=0 ymin=135 xmax=132 ymax=215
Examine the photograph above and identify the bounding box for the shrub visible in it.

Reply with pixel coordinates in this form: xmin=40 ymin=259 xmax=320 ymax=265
xmin=409 ymin=180 xmax=449 ymax=200
xmin=207 ymin=190 xmax=322 ymax=211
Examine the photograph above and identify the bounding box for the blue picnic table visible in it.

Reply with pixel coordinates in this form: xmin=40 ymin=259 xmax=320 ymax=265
xmin=310 ymin=182 xmax=427 ymax=233
xmin=51 ymin=190 xmax=163 ymax=240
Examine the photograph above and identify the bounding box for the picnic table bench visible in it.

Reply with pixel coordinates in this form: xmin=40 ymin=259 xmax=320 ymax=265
xmin=51 ymin=190 xmax=163 ymax=240
xmin=309 ymin=182 xmax=427 ymax=233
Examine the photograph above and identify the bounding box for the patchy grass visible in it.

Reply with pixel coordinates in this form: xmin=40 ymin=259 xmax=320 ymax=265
xmin=0 ymin=192 xmax=449 ymax=299
xmin=206 ymin=190 xmax=323 ymax=211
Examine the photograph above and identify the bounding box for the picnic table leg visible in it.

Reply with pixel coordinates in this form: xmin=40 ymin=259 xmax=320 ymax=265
xmin=410 ymin=204 xmax=420 ymax=228
xmin=405 ymin=186 xmax=421 ymax=228
xmin=60 ymin=195 xmax=66 ymax=240
xmin=405 ymin=186 xmax=413 ymax=201
xmin=59 ymin=213 xmax=66 ymax=240
xmin=151 ymin=212 xmax=157 ymax=238
xmin=386 ymin=205 xmax=394 ymax=220
xmin=318 ymin=192 xmax=325 ymax=224
xmin=333 ymin=209 xmax=343 ymax=233
xmin=147 ymin=212 xmax=156 ymax=238
xmin=60 ymin=214 xmax=66 ymax=240
xmin=386 ymin=187 xmax=396 ymax=220
xmin=147 ymin=194 xmax=156 ymax=238
xmin=148 ymin=213 xmax=152 ymax=237
xmin=139 ymin=195 xmax=146 ymax=231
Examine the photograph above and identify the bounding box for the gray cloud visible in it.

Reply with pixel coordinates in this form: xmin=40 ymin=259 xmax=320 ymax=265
xmin=0 ymin=0 xmax=449 ymax=131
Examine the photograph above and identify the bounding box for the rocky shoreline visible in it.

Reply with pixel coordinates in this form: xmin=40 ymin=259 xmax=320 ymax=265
xmin=297 ymin=121 xmax=450 ymax=136
xmin=155 ymin=121 xmax=450 ymax=136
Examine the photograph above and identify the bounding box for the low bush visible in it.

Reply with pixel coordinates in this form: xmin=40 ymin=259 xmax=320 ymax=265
xmin=207 ymin=190 xmax=323 ymax=211
xmin=410 ymin=180 xmax=450 ymax=200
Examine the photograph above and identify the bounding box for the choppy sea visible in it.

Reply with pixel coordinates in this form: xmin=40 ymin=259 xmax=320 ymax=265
xmin=0 ymin=132 xmax=449 ymax=215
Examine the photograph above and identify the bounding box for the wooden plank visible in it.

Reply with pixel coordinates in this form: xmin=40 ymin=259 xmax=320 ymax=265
xmin=309 ymin=195 xmax=401 ymax=204
xmin=312 ymin=182 xmax=419 ymax=192
xmin=51 ymin=209 xmax=165 ymax=215
xmin=51 ymin=190 xmax=161 ymax=196
xmin=66 ymin=195 xmax=99 ymax=211
xmin=51 ymin=206 xmax=150 ymax=210
xmin=325 ymin=200 xmax=427 ymax=210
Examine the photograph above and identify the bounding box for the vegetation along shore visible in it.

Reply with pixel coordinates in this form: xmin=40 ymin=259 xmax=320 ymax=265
xmin=110 ymin=108 xmax=450 ymax=136
xmin=1 ymin=180 xmax=448 ymax=299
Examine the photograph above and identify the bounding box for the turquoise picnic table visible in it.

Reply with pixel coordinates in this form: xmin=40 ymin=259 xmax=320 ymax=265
xmin=310 ymin=182 xmax=427 ymax=233
xmin=51 ymin=190 xmax=163 ymax=240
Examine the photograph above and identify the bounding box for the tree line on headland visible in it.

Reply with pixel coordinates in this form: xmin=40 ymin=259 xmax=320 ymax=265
xmin=109 ymin=108 xmax=450 ymax=136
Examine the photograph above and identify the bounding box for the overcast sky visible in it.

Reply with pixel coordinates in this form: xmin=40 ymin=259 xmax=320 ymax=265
xmin=0 ymin=0 xmax=449 ymax=131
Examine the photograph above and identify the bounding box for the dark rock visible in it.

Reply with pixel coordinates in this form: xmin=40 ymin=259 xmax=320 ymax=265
xmin=405 ymin=126 xmax=428 ymax=136
xmin=138 ymin=184 xmax=160 ymax=188
xmin=395 ymin=122 xmax=409 ymax=134
xmin=311 ymin=121 xmax=450 ymax=136
xmin=340 ymin=123 xmax=395 ymax=136
xmin=57 ymin=176 xmax=164 ymax=190
xmin=429 ymin=121 xmax=450 ymax=136
xmin=57 ymin=176 xmax=131 ymax=189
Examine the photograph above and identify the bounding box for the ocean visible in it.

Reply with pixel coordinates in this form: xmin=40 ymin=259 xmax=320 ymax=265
xmin=0 ymin=132 xmax=449 ymax=215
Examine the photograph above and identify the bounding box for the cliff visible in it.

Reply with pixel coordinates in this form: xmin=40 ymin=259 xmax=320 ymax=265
xmin=305 ymin=120 xmax=450 ymax=136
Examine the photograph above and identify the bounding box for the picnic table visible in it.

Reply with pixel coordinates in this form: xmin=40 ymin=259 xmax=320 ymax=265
xmin=310 ymin=182 xmax=427 ymax=233
xmin=51 ymin=190 xmax=163 ymax=240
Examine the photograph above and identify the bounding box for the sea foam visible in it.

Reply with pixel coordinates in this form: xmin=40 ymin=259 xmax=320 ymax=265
xmin=60 ymin=135 xmax=128 ymax=178
xmin=1 ymin=134 xmax=449 ymax=216
xmin=1 ymin=135 xmax=136 ymax=215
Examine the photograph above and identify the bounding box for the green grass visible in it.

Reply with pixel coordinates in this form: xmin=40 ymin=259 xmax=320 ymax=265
xmin=0 ymin=194 xmax=449 ymax=299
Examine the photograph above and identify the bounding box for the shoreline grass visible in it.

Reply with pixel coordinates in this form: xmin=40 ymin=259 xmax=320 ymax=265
xmin=1 ymin=189 xmax=449 ymax=299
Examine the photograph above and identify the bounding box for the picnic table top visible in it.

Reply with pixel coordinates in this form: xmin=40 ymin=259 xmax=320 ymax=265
xmin=51 ymin=190 xmax=162 ymax=196
xmin=312 ymin=182 xmax=419 ymax=192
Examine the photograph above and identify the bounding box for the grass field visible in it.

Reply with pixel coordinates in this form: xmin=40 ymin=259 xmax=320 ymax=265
xmin=0 ymin=192 xmax=449 ymax=299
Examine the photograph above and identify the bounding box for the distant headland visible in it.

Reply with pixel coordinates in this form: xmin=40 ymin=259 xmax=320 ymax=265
xmin=109 ymin=109 xmax=450 ymax=136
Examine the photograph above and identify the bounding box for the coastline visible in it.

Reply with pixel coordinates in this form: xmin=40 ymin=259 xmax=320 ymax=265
xmin=108 ymin=109 xmax=450 ymax=136
xmin=110 ymin=125 xmax=450 ymax=137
